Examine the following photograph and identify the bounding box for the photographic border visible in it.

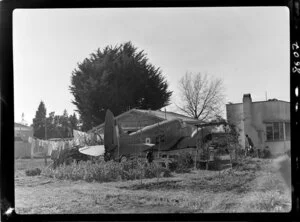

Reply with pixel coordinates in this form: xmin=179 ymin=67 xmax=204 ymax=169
xmin=1 ymin=0 xmax=299 ymax=221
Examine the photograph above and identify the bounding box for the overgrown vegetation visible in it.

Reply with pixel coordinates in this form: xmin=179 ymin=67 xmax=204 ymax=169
xmin=168 ymin=152 xmax=194 ymax=173
xmin=25 ymin=168 xmax=41 ymax=176
xmin=17 ymin=154 xmax=291 ymax=213
xmin=43 ymin=158 xmax=171 ymax=182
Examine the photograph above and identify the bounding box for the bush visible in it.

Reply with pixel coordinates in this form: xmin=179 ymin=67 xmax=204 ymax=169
xmin=262 ymin=149 xmax=272 ymax=159
xmin=25 ymin=168 xmax=41 ymax=176
xmin=43 ymin=158 xmax=171 ymax=182
xmin=232 ymin=157 xmax=262 ymax=171
xmin=208 ymin=156 xmax=223 ymax=170
xmin=169 ymin=152 xmax=194 ymax=173
xmin=168 ymin=161 xmax=178 ymax=172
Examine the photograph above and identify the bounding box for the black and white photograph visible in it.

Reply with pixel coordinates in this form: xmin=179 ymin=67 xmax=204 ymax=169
xmin=13 ymin=7 xmax=291 ymax=214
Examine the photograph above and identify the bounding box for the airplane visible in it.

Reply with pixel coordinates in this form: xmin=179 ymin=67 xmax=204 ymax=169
xmin=79 ymin=109 xmax=227 ymax=162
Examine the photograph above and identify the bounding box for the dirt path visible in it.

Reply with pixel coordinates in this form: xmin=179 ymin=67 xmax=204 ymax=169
xmin=15 ymin=158 xmax=291 ymax=214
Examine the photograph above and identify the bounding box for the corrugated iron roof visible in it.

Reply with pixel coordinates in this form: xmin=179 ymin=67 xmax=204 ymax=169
xmin=88 ymin=108 xmax=201 ymax=133
xmin=134 ymin=109 xmax=197 ymax=122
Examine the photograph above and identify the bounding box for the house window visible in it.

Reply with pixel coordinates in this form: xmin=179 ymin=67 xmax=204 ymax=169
xmin=266 ymin=122 xmax=289 ymax=141
xmin=266 ymin=124 xmax=273 ymax=141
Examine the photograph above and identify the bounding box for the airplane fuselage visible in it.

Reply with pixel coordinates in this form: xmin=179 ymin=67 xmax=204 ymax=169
xmin=101 ymin=109 xmax=217 ymax=161
xmin=113 ymin=119 xmax=197 ymax=158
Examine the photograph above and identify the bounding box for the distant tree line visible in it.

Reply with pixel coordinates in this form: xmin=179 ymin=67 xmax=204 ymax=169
xmin=32 ymin=101 xmax=80 ymax=139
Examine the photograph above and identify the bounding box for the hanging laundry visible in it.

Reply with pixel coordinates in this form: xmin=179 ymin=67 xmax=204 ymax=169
xmin=52 ymin=141 xmax=58 ymax=151
xmin=61 ymin=141 xmax=65 ymax=151
xmin=40 ymin=140 xmax=45 ymax=153
xmin=64 ymin=141 xmax=69 ymax=150
xmin=47 ymin=141 xmax=53 ymax=156
xmin=34 ymin=139 xmax=39 ymax=153
xmin=73 ymin=129 xmax=94 ymax=146
xmin=43 ymin=141 xmax=48 ymax=156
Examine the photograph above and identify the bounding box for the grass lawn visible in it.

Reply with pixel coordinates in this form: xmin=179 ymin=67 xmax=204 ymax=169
xmin=14 ymin=157 xmax=291 ymax=214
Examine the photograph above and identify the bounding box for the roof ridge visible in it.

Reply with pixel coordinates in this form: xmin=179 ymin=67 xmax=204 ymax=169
xmin=134 ymin=108 xmax=195 ymax=120
xmin=227 ymin=100 xmax=290 ymax=105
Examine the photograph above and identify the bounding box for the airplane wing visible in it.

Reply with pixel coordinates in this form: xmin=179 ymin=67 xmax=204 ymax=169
xmin=79 ymin=145 xmax=105 ymax=156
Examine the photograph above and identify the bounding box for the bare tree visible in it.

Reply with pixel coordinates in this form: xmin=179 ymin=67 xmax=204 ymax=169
xmin=176 ymin=72 xmax=225 ymax=121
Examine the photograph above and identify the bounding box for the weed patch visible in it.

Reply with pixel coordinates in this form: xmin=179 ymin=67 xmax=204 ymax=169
xmin=125 ymin=180 xmax=182 ymax=191
xmin=25 ymin=168 xmax=42 ymax=176
xmin=168 ymin=152 xmax=194 ymax=173
xmin=249 ymin=191 xmax=291 ymax=212
xmin=42 ymin=159 xmax=171 ymax=183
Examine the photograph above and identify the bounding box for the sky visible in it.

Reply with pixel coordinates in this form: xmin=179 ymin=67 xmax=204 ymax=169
xmin=13 ymin=7 xmax=290 ymax=126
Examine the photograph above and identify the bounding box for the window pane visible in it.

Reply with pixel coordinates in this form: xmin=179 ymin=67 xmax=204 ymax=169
xmin=266 ymin=124 xmax=273 ymax=141
xmin=279 ymin=122 xmax=284 ymax=140
xmin=273 ymin=123 xmax=279 ymax=140
xmin=285 ymin=122 xmax=290 ymax=140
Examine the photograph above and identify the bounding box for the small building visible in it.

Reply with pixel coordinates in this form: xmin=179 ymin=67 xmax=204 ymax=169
xmin=89 ymin=108 xmax=202 ymax=136
xmin=226 ymin=94 xmax=290 ymax=155
xmin=14 ymin=123 xmax=33 ymax=158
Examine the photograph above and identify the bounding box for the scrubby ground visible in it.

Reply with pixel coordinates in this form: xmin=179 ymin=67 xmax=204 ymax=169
xmin=15 ymin=157 xmax=291 ymax=214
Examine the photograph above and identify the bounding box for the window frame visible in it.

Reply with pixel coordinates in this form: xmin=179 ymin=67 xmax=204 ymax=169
xmin=265 ymin=122 xmax=290 ymax=142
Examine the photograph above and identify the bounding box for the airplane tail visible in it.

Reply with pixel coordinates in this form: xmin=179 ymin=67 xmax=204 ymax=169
xmin=104 ymin=109 xmax=120 ymax=156
xmin=79 ymin=109 xmax=154 ymax=159
xmin=78 ymin=109 xmax=120 ymax=157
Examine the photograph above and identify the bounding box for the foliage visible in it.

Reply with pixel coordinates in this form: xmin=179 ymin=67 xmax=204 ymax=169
xmin=169 ymin=152 xmax=194 ymax=173
xmin=45 ymin=110 xmax=79 ymax=139
xmin=32 ymin=101 xmax=47 ymax=139
xmin=252 ymin=191 xmax=291 ymax=212
xmin=52 ymin=146 xmax=91 ymax=168
xmin=70 ymin=42 xmax=172 ymax=131
xmin=232 ymin=157 xmax=262 ymax=171
xmin=33 ymin=100 xmax=80 ymax=139
xmin=69 ymin=113 xmax=80 ymax=133
xmin=177 ymin=72 xmax=225 ymax=121
xmin=25 ymin=168 xmax=41 ymax=176
xmin=43 ymin=158 xmax=171 ymax=182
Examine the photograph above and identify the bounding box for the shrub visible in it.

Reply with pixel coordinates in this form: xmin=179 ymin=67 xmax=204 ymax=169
xmin=25 ymin=168 xmax=41 ymax=176
xmin=208 ymin=156 xmax=223 ymax=170
xmin=262 ymin=149 xmax=272 ymax=159
xmin=168 ymin=161 xmax=178 ymax=172
xmin=169 ymin=152 xmax=194 ymax=173
xmin=43 ymin=158 xmax=171 ymax=182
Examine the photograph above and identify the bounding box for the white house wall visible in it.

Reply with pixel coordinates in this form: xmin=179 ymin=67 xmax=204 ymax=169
xmin=226 ymin=98 xmax=290 ymax=155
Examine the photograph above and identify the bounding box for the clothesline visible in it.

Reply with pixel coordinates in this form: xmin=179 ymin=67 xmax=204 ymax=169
xmin=28 ymin=130 xmax=103 ymax=158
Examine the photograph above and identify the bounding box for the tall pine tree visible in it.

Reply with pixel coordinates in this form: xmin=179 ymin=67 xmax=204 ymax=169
xmin=33 ymin=101 xmax=47 ymax=139
xmin=69 ymin=113 xmax=79 ymax=136
xmin=70 ymin=42 xmax=172 ymax=131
